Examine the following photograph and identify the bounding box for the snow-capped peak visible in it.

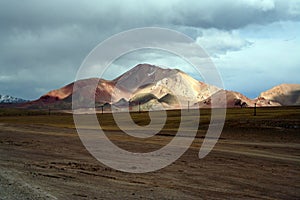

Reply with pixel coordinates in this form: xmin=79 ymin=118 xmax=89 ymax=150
xmin=0 ymin=94 xmax=28 ymax=104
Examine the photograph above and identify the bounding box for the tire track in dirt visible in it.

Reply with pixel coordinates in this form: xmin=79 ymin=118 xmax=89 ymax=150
xmin=0 ymin=166 xmax=57 ymax=200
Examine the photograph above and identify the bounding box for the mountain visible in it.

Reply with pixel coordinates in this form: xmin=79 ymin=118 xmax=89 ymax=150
xmin=0 ymin=94 xmax=28 ymax=104
xmin=198 ymin=90 xmax=281 ymax=108
xmin=127 ymin=64 xmax=219 ymax=103
xmin=22 ymin=64 xmax=300 ymax=110
xmin=25 ymin=64 xmax=219 ymax=109
xmin=259 ymin=84 xmax=300 ymax=106
xmin=25 ymin=78 xmax=121 ymax=109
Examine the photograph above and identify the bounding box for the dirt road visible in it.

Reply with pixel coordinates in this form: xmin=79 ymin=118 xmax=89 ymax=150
xmin=0 ymin=119 xmax=299 ymax=199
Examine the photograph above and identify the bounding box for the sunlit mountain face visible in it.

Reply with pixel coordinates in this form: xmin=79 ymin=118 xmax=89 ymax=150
xmin=20 ymin=64 xmax=300 ymax=110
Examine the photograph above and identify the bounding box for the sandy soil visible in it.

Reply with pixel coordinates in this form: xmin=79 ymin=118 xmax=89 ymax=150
xmin=0 ymin=113 xmax=299 ymax=199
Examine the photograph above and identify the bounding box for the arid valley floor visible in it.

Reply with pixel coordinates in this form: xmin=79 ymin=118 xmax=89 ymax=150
xmin=0 ymin=107 xmax=299 ymax=199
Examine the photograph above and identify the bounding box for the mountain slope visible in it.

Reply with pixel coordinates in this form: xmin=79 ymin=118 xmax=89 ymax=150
xmin=0 ymin=94 xmax=27 ymax=104
xmin=21 ymin=64 xmax=300 ymax=109
xmin=26 ymin=78 xmax=130 ymax=109
xmin=133 ymin=67 xmax=219 ymax=102
xmin=259 ymin=84 xmax=300 ymax=106
xmin=198 ymin=90 xmax=281 ymax=108
xmin=26 ymin=64 xmax=221 ymax=109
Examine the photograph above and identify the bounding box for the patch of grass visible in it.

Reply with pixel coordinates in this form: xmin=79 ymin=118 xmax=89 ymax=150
xmin=0 ymin=108 xmax=51 ymax=116
xmin=0 ymin=106 xmax=299 ymax=132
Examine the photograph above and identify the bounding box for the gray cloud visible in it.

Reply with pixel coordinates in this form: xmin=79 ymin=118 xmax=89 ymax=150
xmin=1 ymin=0 xmax=299 ymax=31
xmin=196 ymin=29 xmax=252 ymax=57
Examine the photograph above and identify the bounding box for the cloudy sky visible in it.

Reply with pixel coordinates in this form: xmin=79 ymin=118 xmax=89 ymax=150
xmin=0 ymin=0 xmax=299 ymax=99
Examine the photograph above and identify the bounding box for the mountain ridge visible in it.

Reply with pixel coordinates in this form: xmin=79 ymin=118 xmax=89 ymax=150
xmin=0 ymin=94 xmax=28 ymax=104
xmin=19 ymin=64 xmax=300 ymax=109
xmin=259 ymin=83 xmax=300 ymax=106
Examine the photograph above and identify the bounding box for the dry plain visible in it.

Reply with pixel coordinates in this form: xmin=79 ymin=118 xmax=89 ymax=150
xmin=0 ymin=107 xmax=299 ymax=199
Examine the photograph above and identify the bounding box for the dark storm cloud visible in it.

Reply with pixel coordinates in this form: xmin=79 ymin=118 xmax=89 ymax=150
xmin=0 ymin=0 xmax=299 ymax=99
xmin=1 ymin=0 xmax=299 ymax=30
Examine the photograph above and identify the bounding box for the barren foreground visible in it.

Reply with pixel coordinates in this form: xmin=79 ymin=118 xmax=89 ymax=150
xmin=0 ymin=107 xmax=299 ymax=199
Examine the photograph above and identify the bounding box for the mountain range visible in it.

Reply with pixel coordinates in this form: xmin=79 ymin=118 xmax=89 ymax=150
xmin=16 ymin=64 xmax=300 ymax=110
xmin=0 ymin=94 xmax=28 ymax=104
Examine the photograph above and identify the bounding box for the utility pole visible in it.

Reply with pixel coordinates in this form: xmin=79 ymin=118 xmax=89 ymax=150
xmin=188 ymin=101 xmax=190 ymax=112
xmin=138 ymin=101 xmax=141 ymax=113
xmin=254 ymin=103 xmax=257 ymax=116
xmin=101 ymin=105 xmax=104 ymax=115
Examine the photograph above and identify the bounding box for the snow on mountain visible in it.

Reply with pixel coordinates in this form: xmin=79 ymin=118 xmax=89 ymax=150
xmin=0 ymin=94 xmax=28 ymax=104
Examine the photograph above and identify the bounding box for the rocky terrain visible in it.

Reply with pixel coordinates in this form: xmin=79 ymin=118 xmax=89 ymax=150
xmin=20 ymin=64 xmax=300 ymax=110
xmin=259 ymin=83 xmax=300 ymax=106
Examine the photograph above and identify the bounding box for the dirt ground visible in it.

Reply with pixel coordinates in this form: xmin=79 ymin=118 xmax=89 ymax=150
xmin=0 ymin=108 xmax=299 ymax=199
